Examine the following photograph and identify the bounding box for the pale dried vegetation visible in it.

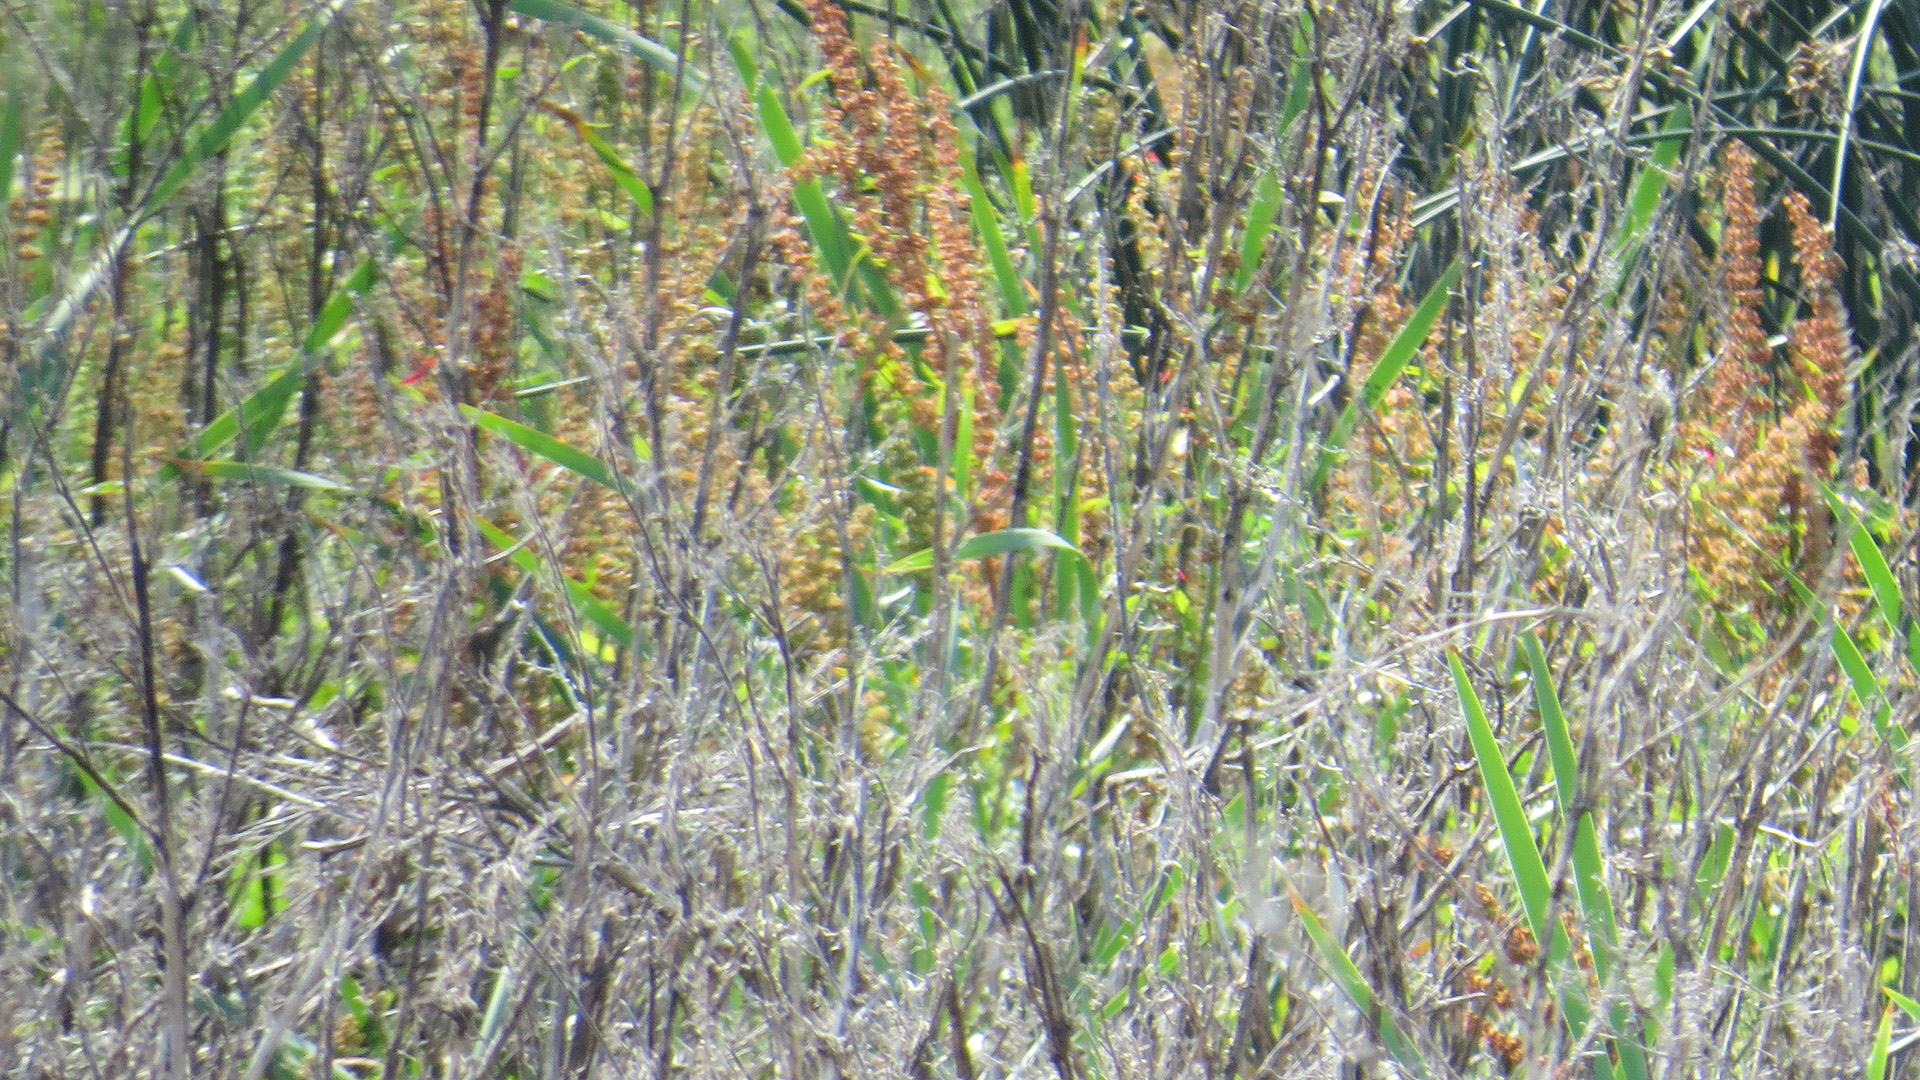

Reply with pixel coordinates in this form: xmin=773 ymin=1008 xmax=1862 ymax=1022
xmin=7 ymin=0 xmax=1920 ymax=1077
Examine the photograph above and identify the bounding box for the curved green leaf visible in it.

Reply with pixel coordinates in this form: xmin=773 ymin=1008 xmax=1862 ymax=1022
xmin=1289 ymin=890 xmax=1430 ymax=1077
xmin=1451 ymin=652 xmax=1553 ymax=944
xmin=1834 ymin=622 xmax=1904 ymax=757
xmin=159 ymin=258 xmax=378 ymax=482
xmin=1233 ymin=169 xmax=1282 ymax=295
xmin=1868 ymin=1004 xmax=1892 ymax=1080
xmin=475 ymin=517 xmax=634 ymax=651
xmin=568 ymin=121 xmax=654 ymax=216
xmin=187 ymin=461 xmax=354 ymax=492
xmin=1525 ymin=634 xmax=1649 ymax=1080
xmin=303 ymin=258 xmax=380 ymax=356
xmin=508 ymin=0 xmax=701 ymax=84
xmin=960 ymin=153 xmax=1026 ymax=315
xmin=464 ymin=405 xmax=623 ymax=492
xmin=149 ymin=7 xmax=346 ymax=211
xmin=1315 ymin=256 xmax=1462 ymax=488
xmin=885 ymin=527 xmax=1076 ymax=575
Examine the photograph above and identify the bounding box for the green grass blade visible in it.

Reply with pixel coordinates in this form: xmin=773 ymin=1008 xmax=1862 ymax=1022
xmin=1450 ymin=651 xmax=1554 ymax=945
xmin=1352 ymin=255 xmax=1463 ymax=414
xmin=478 ymin=966 xmax=514 ymax=1044
xmin=1832 ymin=493 xmax=1904 ymax=641
xmin=1833 ymin=623 xmax=1903 ymax=753
xmin=1278 ymin=15 xmax=1313 ymax=135
xmin=508 ymin=0 xmax=700 ymax=83
xmin=1452 ymin=651 xmax=1617 ymax=1070
xmin=1524 ymin=635 xmax=1649 ymax=1080
xmin=1523 ymin=636 xmax=1620 ymax=969
xmin=885 ymin=527 xmax=1076 ymax=575
xmin=186 ymin=461 xmax=354 ymax=492
xmin=0 ymin=92 xmax=21 ymax=206
xmin=1615 ymin=105 xmax=1690 ymax=257
xmin=74 ymin=766 xmax=153 ymax=874
xmin=960 ymin=152 xmax=1027 ymax=315
xmin=1288 ymin=890 xmax=1430 ymax=1077
xmin=793 ymin=181 xmax=859 ymax=301
xmin=1857 ymin=526 xmax=1905 ymax=637
xmin=475 ymin=517 xmax=634 ymax=652
xmin=149 ymin=7 xmax=344 ymax=211
xmin=304 ymin=258 xmax=380 ymax=355
xmin=1868 ymin=1004 xmax=1892 ymax=1080
xmin=463 ymin=405 xmax=624 ymax=493
xmin=1314 ymin=256 xmax=1461 ymax=488
xmin=159 ymin=258 xmax=377 ymax=481
xmin=1887 ymin=987 xmax=1920 ymax=1023
xmin=569 ymin=121 xmax=654 ymax=216
xmin=735 ymin=62 xmax=891 ymax=314
xmin=1233 ymin=169 xmax=1281 ymax=295
xmin=751 ymin=85 xmax=803 ymax=167
xmin=1052 ymin=371 xmax=1084 ymax=622
xmin=952 ymin=527 xmax=1074 ymax=562
xmin=159 ymin=367 xmax=306 ymax=483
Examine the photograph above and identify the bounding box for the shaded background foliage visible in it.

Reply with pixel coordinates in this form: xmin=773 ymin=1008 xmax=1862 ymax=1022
xmin=7 ymin=0 xmax=1920 ymax=1077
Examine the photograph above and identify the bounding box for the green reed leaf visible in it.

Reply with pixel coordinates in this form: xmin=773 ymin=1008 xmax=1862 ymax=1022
xmin=885 ymin=527 xmax=1076 ymax=575
xmin=1868 ymin=1004 xmax=1892 ymax=1080
xmin=1289 ymin=890 xmax=1430 ymax=1077
xmin=148 ymin=9 xmax=343 ymax=211
xmin=475 ymin=517 xmax=634 ymax=652
xmin=463 ymin=406 xmax=623 ymax=493
xmin=1315 ymin=256 xmax=1461 ymax=488
xmin=1525 ymin=634 xmax=1650 ymax=1080
xmin=1451 ymin=652 xmax=1553 ymax=943
xmin=508 ymin=0 xmax=700 ymax=83
xmin=180 ymin=460 xmax=354 ymax=492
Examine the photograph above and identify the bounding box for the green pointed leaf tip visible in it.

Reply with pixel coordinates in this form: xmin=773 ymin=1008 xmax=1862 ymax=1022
xmin=1867 ymin=1005 xmax=1892 ymax=1080
xmin=1449 ymin=652 xmax=1554 ymax=946
xmin=463 ymin=405 xmax=623 ymax=492
xmin=188 ymin=461 xmax=355 ymax=492
xmin=1314 ymin=256 xmax=1462 ymax=488
xmin=475 ymin=517 xmax=634 ymax=650
xmin=570 ymin=123 xmax=654 ymax=215
xmin=1289 ymin=891 xmax=1431 ymax=1077
xmin=884 ymin=527 xmax=1077 ymax=575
